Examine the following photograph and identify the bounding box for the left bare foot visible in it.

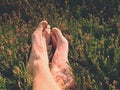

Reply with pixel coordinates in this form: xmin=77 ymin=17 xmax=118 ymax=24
xmin=28 ymin=20 xmax=50 ymax=77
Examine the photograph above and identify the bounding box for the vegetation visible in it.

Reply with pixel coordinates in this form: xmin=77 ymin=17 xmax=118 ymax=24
xmin=0 ymin=0 xmax=120 ymax=90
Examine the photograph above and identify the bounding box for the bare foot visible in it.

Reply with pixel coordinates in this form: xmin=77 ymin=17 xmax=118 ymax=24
xmin=28 ymin=21 xmax=62 ymax=90
xmin=50 ymin=28 xmax=75 ymax=90
xmin=28 ymin=20 xmax=50 ymax=77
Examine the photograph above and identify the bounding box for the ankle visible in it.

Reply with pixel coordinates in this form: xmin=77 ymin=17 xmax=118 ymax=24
xmin=32 ymin=60 xmax=50 ymax=77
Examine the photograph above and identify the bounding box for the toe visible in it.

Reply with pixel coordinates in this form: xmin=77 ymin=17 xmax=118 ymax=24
xmin=36 ymin=20 xmax=48 ymax=33
xmin=52 ymin=28 xmax=64 ymax=40
xmin=38 ymin=20 xmax=48 ymax=28
xmin=44 ymin=25 xmax=51 ymax=45
xmin=52 ymin=27 xmax=68 ymax=44
xmin=44 ymin=24 xmax=51 ymax=35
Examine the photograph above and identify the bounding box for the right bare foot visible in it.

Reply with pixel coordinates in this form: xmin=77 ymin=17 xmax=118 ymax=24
xmin=50 ymin=28 xmax=75 ymax=90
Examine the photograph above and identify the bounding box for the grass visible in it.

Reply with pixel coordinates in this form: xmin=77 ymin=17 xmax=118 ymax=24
xmin=0 ymin=0 xmax=120 ymax=90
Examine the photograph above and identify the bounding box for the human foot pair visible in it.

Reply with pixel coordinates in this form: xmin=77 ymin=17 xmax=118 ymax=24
xmin=28 ymin=21 xmax=74 ymax=90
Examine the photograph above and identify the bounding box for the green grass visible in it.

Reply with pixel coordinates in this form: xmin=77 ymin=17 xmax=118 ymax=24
xmin=0 ymin=0 xmax=120 ymax=90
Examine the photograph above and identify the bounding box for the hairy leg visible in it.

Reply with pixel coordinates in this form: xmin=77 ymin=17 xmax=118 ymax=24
xmin=50 ymin=28 xmax=75 ymax=90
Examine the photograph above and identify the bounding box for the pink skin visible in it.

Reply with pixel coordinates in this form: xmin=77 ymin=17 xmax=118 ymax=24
xmin=51 ymin=28 xmax=75 ymax=89
xmin=28 ymin=21 xmax=74 ymax=90
xmin=28 ymin=21 xmax=50 ymax=76
xmin=28 ymin=21 xmax=61 ymax=90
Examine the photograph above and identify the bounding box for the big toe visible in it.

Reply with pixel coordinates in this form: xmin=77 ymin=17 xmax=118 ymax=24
xmin=52 ymin=28 xmax=66 ymax=42
xmin=33 ymin=20 xmax=48 ymax=36
xmin=38 ymin=20 xmax=48 ymax=29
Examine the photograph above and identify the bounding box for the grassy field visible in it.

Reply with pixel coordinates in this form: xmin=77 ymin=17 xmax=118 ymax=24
xmin=0 ymin=0 xmax=120 ymax=90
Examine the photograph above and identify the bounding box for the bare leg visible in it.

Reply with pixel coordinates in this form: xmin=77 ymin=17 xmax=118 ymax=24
xmin=50 ymin=28 xmax=75 ymax=90
xmin=28 ymin=21 xmax=61 ymax=90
